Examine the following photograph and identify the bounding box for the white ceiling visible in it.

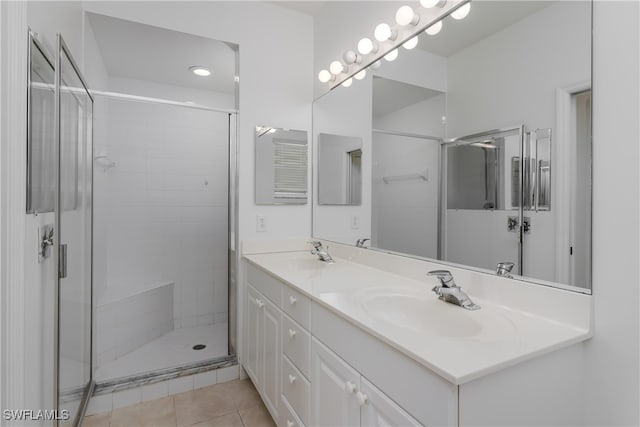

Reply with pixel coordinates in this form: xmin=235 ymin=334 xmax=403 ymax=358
xmin=87 ymin=12 xmax=236 ymax=94
xmin=269 ymin=1 xmax=328 ymax=16
xmin=373 ymin=76 xmax=443 ymax=117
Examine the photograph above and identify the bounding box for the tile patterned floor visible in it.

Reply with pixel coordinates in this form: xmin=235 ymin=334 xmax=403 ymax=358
xmin=83 ymin=379 xmax=275 ymax=427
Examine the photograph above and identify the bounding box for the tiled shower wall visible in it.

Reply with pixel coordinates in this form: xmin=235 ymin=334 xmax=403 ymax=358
xmin=94 ymin=96 xmax=229 ymax=364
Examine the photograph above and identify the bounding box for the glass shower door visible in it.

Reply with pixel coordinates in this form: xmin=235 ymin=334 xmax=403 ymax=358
xmin=55 ymin=34 xmax=93 ymax=425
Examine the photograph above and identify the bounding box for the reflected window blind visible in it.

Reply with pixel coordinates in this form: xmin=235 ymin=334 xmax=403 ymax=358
xmin=273 ymin=139 xmax=307 ymax=199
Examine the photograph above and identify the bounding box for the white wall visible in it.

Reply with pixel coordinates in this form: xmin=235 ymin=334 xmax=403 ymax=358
xmin=444 ymin=1 xmax=591 ymax=284
xmin=584 ymin=1 xmax=639 ymax=424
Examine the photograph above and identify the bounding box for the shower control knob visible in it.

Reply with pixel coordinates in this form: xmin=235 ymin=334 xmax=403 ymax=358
xmin=256 ymin=299 xmax=264 ymax=308
xmin=288 ymin=329 xmax=297 ymax=339
xmin=288 ymin=374 xmax=297 ymax=384
xmin=286 ymin=421 xmax=294 ymax=427
xmin=289 ymin=295 xmax=297 ymax=305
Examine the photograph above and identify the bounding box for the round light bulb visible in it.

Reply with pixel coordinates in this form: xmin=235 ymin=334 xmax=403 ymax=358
xmin=451 ymin=2 xmax=471 ymax=20
xmin=329 ymin=60 xmax=345 ymax=75
xmin=384 ymin=49 xmax=399 ymax=62
xmin=419 ymin=0 xmax=441 ymax=8
xmin=395 ymin=6 xmax=418 ymax=26
xmin=341 ymin=78 xmax=353 ymax=87
xmin=371 ymin=60 xmax=382 ymax=70
xmin=343 ymin=50 xmax=358 ymax=65
xmin=354 ymin=69 xmax=367 ymax=80
xmin=425 ymin=20 xmax=443 ymax=36
xmin=318 ymin=69 xmax=333 ymax=83
xmin=402 ymin=36 xmax=419 ymax=50
xmin=357 ymin=38 xmax=375 ymax=55
xmin=374 ymin=23 xmax=392 ymax=42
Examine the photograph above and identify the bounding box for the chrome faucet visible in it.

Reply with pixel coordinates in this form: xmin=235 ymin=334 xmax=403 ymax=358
xmin=356 ymin=238 xmax=370 ymax=248
xmin=428 ymin=270 xmax=480 ymax=311
xmin=496 ymin=262 xmax=515 ymax=278
xmin=309 ymin=240 xmax=334 ymax=263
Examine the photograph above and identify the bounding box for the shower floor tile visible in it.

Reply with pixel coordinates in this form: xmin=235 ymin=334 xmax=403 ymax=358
xmin=96 ymin=323 xmax=228 ymax=382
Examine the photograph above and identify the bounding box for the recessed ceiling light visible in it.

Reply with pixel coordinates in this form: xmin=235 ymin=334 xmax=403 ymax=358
xmin=189 ymin=66 xmax=211 ymax=77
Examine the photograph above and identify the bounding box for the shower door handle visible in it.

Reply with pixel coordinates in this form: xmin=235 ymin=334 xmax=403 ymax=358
xmin=59 ymin=244 xmax=67 ymax=279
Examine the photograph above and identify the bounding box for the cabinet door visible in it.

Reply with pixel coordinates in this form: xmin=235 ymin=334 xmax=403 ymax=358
xmin=261 ymin=297 xmax=281 ymax=418
xmin=311 ymin=338 xmax=360 ymax=427
xmin=360 ymin=377 xmax=423 ymax=427
xmin=245 ymin=285 xmax=262 ymax=385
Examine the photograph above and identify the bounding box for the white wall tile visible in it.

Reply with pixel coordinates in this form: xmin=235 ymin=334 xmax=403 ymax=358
xmin=167 ymin=376 xmax=194 ymax=394
xmin=217 ymin=365 xmax=239 ymax=384
xmin=141 ymin=381 xmax=169 ymax=401
xmin=112 ymin=387 xmax=142 ymax=409
xmin=193 ymin=370 xmax=218 ymax=389
xmin=86 ymin=393 xmax=112 ymax=416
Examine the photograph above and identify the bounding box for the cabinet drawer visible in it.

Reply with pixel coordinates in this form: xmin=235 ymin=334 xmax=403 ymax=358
xmin=282 ymin=355 xmax=310 ymax=425
xmin=279 ymin=395 xmax=305 ymax=427
xmin=281 ymin=285 xmax=310 ymax=329
xmin=282 ymin=314 xmax=311 ymax=379
xmin=247 ymin=263 xmax=282 ymax=307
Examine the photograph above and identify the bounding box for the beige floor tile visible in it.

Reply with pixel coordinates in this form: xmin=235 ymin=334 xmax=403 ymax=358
xmin=216 ymin=379 xmax=263 ymax=411
xmin=174 ymin=385 xmax=236 ymax=427
xmin=239 ymin=405 xmax=276 ymax=427
xmin=83 ymin=412 xmax=111 ymax=427
xmin=110 ymin=396 xmax=176 ymax=427
xmin=186 ymin=412 xmax=244 ymax=427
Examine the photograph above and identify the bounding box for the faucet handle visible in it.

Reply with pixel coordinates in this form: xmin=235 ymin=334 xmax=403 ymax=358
xmin=308 ymin=240 xmax=322 ymax=249
xmin=356 ymin=238 xmax=370 ymax=248
xmin=427 ymin=270 xmax=456 ymax=288
xmin=496 ymin=262 xmax=515 ymax=277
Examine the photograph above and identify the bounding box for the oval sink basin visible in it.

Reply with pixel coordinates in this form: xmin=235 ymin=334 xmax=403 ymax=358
xmin=353 ymin=287 xmax=516 ymax=340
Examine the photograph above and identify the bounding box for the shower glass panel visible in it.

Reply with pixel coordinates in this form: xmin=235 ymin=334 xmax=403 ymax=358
xmin=93 ymin=96 xmax=230 ymax=383
xmin=56 ymin=35 xmax=93 ymax=425
xmin=444 ymin=128 xmax=523 ymax=275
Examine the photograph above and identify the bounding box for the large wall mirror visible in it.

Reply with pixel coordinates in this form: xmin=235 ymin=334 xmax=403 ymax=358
xmin=312 ymin=1 xmax=592 ymax=293
xmin=255 ymin=126 xmax=308 ymax=205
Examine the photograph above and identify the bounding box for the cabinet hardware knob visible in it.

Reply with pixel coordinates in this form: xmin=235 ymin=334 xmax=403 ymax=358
xmin=357 ymin=391 xmax=368 ymax=405
xmin=288 ymin=374 xmax=297 ymax=384
xmin=256 ymin=299 xmax=264 ymax=308
xmin=288 ymin=329 xmax=297 ymax=339
xmin=286 ymin=421 xmax=294 ymax=427
xmin=289 ymin=295 xmax=297 ymax=305
xmin=345 ymin=381 xmax=357 ymax=394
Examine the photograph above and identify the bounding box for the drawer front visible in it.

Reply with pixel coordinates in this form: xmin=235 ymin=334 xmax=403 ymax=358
xmin=279 ymin=395 xmax=305 ymax=427
xmin=281 ymin=285 xmax=311 ymax=329
xmin=282 ymin=313 xmax=311 ymax=379
xmin=247 ymin=263 xmax=282 ymax=308
xmin=282 ymin=355 xmax=310 ymax=425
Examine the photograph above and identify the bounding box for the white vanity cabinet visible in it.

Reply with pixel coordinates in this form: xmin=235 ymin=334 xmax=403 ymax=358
xmin=244 ymin=262 xmax=430 ymax=427
xmin=311 ymin=337 xmax=423 ymax=427
xmin=245 ymin=281 xmax=281 ymax=420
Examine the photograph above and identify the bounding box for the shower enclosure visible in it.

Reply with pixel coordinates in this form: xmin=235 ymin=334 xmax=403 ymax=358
xmin=92 ymin=94 xmax=237 ymax=388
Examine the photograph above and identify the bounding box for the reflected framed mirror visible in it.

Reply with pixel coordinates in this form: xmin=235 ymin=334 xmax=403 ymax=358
xmin=255 ymin=126 xmax=308 ymax=205
xmin=318 ymin=133 xmax=363 ymax=205
xmin=312 ymin=0 xmax=592 ymax=293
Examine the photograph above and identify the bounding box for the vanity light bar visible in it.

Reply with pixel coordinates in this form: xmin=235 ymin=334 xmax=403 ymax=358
xmin=317 ymin=0 xmax=472 ymax=88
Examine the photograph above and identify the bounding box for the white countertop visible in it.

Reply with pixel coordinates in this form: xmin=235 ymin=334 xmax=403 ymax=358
xmin=243 ymin=249 xmax=592 ymax=385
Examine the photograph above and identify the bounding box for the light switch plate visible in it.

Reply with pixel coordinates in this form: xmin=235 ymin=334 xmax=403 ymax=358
xmin=350 ymin=215 xmax=360 ymax=230
xmin=256 ymin=214 xmax=267 ymax=232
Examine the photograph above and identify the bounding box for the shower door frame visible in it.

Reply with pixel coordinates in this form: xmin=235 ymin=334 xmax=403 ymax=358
xmin=89 ymin=89 xmax=240 ymax=388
